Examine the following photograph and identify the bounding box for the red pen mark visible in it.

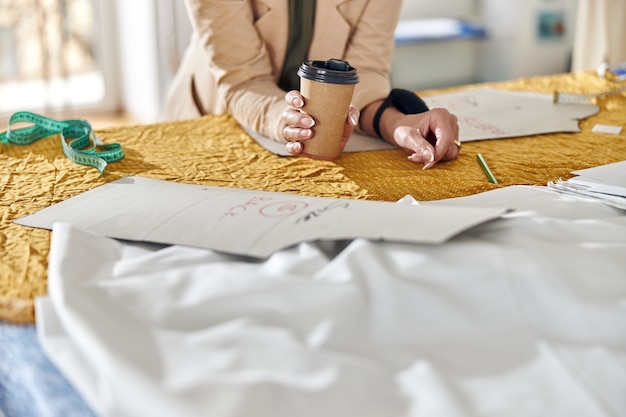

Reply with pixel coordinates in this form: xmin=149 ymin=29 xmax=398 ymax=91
xmin=220 ymin=196 xmax=274 ymax=220
xmin=428 ymin=95 xmax=479 ymax=110
xmin=462 ymin=116 xmax=509 ymax=137
xmin=260 ymin=202 xmax=309 ymax=218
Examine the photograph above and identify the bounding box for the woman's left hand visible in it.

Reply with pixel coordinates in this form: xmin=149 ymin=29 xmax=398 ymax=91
xmin=377 ymin=107 xmax=461 ymax=169
xmin=396 ymin=109 xmax=460 ymax=169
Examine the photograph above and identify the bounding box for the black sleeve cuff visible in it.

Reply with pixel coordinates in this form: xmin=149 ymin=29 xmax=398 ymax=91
xmin=372 ymin=88 xmax=429 ymax=138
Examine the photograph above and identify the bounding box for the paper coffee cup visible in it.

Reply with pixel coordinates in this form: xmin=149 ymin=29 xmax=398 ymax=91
xmin=297 ymin=59 xmax=359 ymax=160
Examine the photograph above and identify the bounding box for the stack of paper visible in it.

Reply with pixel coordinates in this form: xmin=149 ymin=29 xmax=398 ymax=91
xmin=548 ymin=161 xmax=626 ymax=210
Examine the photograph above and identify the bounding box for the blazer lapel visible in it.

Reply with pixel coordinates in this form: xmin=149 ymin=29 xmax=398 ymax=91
xmin=309 ymin=0 xmax=363 ymax=61
xmin=253 ymin=0 xmax=368 ymax=76
xmin=254 ymin=0 xmax=289 ymax=78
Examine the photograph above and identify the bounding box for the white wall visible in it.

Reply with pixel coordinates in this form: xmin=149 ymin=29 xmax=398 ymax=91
xmin=391 ymin=0 xmax=580 ymax=90
xmin=398 ymin=0 xmax=477 ymax=19
xmin=391 ymin=0 xmax=484 ymax=90
xmin=479 ymin=0 xmax=579 ymax=82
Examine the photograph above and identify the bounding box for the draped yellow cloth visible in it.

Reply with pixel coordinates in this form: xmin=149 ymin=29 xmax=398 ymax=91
xmin=1 ymin=71 xmax=625 ymax=323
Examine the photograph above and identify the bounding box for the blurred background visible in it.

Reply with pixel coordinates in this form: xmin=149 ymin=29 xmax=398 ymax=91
xmin=0 ymin=0 xmax=624 ymax=129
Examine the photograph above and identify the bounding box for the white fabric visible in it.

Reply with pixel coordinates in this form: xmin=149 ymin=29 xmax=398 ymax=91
xmin=571 ymin=0 xmax=626 ymax=71
xmin=37 ymin=186 xmax=626 ymax=417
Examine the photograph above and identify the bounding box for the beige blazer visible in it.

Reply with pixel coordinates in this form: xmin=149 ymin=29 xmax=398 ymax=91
xmin=163 ymin=0 xmax=402 ymax=141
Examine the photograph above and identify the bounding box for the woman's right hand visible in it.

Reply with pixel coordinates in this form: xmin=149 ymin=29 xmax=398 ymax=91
xmin=282 ymin=90 xmax=359 ymax=156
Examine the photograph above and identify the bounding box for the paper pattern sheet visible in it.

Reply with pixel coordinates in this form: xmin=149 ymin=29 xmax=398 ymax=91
xmin=423 ymin=88 xmax=600 ymax=141
xmin=15 ymin=176 xmax=507 ymax=257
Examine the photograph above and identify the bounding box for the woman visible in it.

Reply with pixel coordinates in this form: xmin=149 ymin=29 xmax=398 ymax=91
xmin=163 ymin=0 xmax=460 ymax=169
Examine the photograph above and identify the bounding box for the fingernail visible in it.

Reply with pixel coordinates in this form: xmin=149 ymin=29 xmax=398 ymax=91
xmin=303 ymin=117 xmax=314 ymax=127
xmin=421 ymin=149 xmax=435 ymax=170
xmin=293 ymin=97 xmax=304 ymax=107
xmin=286 ymin=141 xmax=303 ymax=154
xmin=407 ymin=154 xmax=420 ymax=163
xmin=300 ymin=128 xmax=312 ymax=138
xmin=349 ymin=110 xmax=359 ymax=126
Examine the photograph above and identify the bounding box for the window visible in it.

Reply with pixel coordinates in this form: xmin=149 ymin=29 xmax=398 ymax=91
xmin=0 ymin=0 xmax=118 ymax=119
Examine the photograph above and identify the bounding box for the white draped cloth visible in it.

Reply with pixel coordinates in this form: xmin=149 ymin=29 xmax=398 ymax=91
xmin=36 ymin=186 xmax=626 ymax=417
xmin=572 ymin=0 xmax=626 ymax=71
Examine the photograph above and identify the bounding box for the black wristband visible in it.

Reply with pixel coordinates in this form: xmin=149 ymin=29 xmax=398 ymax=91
xmin=372 ymin=88 xmax=429 ymax=138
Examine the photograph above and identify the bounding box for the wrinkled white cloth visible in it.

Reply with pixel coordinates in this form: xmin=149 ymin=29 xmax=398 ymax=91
xmin=37 ymin=186 xmax=626 ymax=417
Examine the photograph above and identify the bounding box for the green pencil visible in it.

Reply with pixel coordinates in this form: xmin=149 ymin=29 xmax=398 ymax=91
xmin=477 ymin=153 xmax=498 ymax=184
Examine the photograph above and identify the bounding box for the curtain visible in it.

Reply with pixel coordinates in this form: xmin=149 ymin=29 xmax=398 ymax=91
xmin=571 ymin=0 xmax=626 ymax=71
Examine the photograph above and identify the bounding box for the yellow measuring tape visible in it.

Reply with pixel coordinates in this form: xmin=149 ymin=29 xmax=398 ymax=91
xmin=0 ymin=111 xmax=124 ymax=175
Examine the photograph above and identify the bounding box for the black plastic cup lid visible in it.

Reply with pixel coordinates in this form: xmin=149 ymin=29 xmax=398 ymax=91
xmin=297 ymin=59 xmax=359 ymax=85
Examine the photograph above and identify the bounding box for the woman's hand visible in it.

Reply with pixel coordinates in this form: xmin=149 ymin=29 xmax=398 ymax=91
xmin=390 ymin=109 xmax=461 ymax=169
xmin=360 ymin=100 xmax=461 ymax=170
xmin=282 ymin=90 xmax=359 ymax=156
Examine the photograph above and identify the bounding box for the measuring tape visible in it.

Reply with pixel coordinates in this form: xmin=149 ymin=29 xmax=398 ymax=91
xmin=0 ymin=111 xmax=124 ymax=175
xmin=553 ymin=84 xmax=626 ymax=104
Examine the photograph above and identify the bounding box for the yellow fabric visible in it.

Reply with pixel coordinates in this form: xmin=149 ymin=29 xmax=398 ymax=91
xmin=338 ymin=71 xmax=626 ymax=201
xmin=1 ymin=71 xmax=625 ymax=324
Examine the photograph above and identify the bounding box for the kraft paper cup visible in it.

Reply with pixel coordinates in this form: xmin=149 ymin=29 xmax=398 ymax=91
xmin=297 ymin=59 xmax=359 ymax=160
